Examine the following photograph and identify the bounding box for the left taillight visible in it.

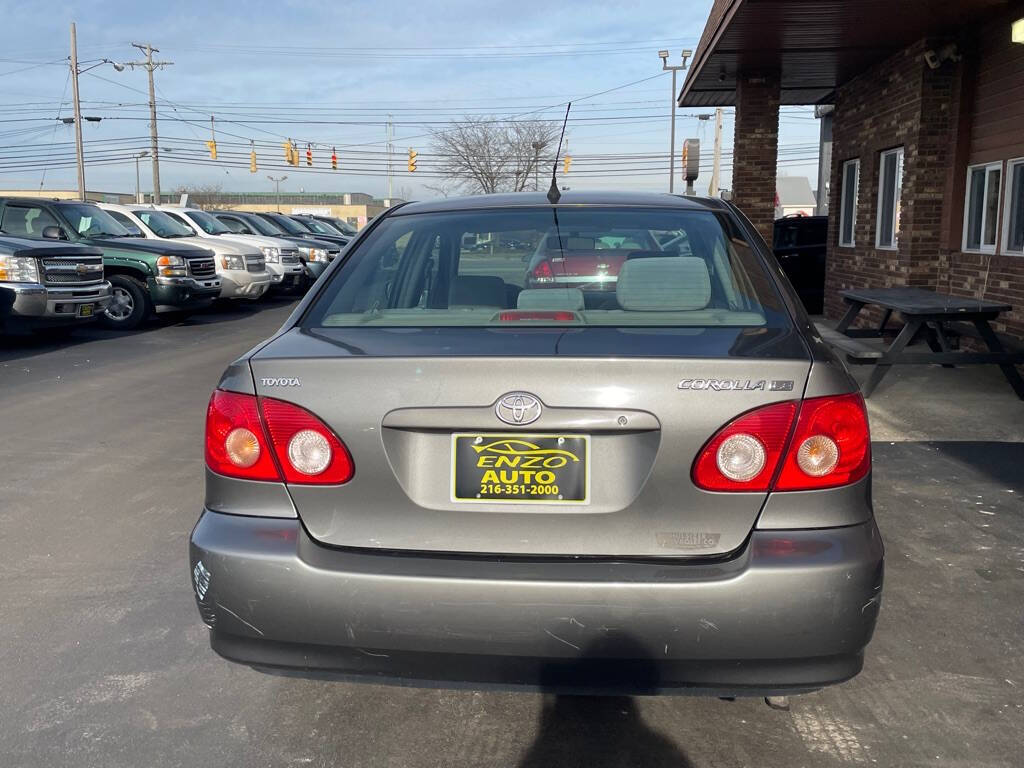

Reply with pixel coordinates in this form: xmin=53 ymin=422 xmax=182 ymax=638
xmin=204 ymin=390 xmax=354 ymax=485
xmin=205 ymin=390 xmax=281 ymax=481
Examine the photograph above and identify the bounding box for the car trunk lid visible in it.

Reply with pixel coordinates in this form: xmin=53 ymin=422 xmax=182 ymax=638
xmin=247 ymin=326 xmax=810 ymax=558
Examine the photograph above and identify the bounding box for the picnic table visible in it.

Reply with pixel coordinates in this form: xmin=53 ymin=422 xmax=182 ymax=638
xmin=816 ymin=287 xmax=1024 ymax=399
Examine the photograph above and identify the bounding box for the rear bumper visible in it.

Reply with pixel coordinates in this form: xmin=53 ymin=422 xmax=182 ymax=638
xmin=190 ymin=512 xmax=884 ymax=695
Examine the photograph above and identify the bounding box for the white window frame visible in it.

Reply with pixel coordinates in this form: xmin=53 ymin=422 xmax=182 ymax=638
xmin=1000 ymin=156 xmax=1024 ymax=256
xmin=875 ymin=147 xmax=904 ymax=250
xmin=962 ymin=161 xmax=1003 ymax=254
xmin=839 ymin=159 xmax=860 ymax=247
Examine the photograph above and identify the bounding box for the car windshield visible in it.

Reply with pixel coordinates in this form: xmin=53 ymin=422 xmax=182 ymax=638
xmin=134 ymin=210 xmax=194 ymax=238
xmin=269 ymin=215 xmax=309 ymax=235
xmin=327 ymin=218 xmax=357 ymax=235
xmin=301 ymin=217 xmax=342 ymax=235
xmin=60 ymin=204 xmax=131 ymax=238
xmin=303 ymin=207 xmax=789 ymax=329
xmin=235 ymin=214 xmax=282 ymax=236
xmin=186 ymin=210 xmax=231 ymax=235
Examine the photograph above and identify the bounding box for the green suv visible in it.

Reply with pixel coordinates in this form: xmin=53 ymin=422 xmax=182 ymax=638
xmin=0 ymin=198 xmax=221 ymax=329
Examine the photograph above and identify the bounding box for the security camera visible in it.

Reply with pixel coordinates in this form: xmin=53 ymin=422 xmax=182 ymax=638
xmin=924 ymin=43 xmax=960 ymax=70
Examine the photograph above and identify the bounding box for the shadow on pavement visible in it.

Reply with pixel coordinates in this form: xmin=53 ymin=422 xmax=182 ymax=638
xmin=517 ymin=638 xmax=693 ymax=768
xmin=923 ymin=441 xmax=1024 ymax=492
xmin=0 ymin=295 xmax=297 ymax=363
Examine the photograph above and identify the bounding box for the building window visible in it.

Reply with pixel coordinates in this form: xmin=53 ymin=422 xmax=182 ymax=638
xmin=963 ymin=162 xmax=1002 ymax=253
xmin=839 ymin=159 xmax=859 ymax=246
xmin=875 ymin=147 xmax=904 ymax=249
xmin=1001 ymin=158 xmax=1024 ymax=255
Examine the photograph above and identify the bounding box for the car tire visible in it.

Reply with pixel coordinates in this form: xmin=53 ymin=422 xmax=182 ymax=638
xmin=100 ymin=275 xmax=151 ymax=330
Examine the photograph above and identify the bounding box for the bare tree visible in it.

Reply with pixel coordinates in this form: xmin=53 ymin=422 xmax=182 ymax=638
xmin=429 ymin=117 xmax=560 ymax=195
xmin=169 ymin=182 xmax=227 ymax=209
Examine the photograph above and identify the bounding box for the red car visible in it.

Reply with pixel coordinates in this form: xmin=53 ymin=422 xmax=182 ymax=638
xmin=524 ymin=229 xmax=670 ymax=292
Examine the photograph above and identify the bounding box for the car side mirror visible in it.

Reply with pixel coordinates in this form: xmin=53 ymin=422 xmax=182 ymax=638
xmin=41 ymin=225 xmax=64 ymax=240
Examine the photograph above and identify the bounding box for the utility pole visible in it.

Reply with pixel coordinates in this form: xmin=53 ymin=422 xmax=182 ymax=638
xmin=709 ymin=107 xmax=723 ymax=197
xmin=69 ymin=23 xmax=86 ymax=200
xmin=268 ymin=175 xmax=287 ymax=212
xmin=125 ymin=43 xmax=173 ymax=203
xmin=532 ymin=140 xmax=543 ymax=191
xmin=658 ymin=49 xmax=692 ymax=194
xmin=385 ymin=115 xmax=394 ymax=202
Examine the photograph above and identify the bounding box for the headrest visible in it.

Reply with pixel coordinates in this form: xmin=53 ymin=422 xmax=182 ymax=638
xmin=449 ymin=275 xmax=507 ymax=308
xmin=615 ymin=257 xmax=711 ymax=311
xmin=517 ymin=288 xmax=585 ymax=311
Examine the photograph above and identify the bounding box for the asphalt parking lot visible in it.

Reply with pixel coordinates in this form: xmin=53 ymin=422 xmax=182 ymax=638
xmin=2 ymin=299 xmax=1022 ymax=768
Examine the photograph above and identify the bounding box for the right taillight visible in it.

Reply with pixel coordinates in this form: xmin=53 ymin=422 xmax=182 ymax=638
xmin=204 ymin=389 xmax=354 ymax=485
xmin=692 ymin=393 xmax=870 ymax=493
xmin=774 ymin=393 xmax=870 ymax=491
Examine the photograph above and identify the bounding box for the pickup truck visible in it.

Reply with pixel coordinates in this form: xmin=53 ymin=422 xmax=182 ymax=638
xmin=212 ymin=211 xmax=338 ymax=284
xmin=98 ymin=203 xmax=272 ymax=301
xmin=153 ymin=206 xmax=305 ymax=294
xmin=0 ymin=197 xmax=221 ymax=330
xmin=0 ymin=235 xmax=111 ymax=335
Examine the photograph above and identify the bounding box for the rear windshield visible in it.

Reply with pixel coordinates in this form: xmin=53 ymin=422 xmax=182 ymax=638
xmin=303 ymin=207 xmax=789 ymax=329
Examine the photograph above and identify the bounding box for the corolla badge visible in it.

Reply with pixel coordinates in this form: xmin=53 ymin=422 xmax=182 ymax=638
xmin=495 ymin=392 xmax=543 ymax=426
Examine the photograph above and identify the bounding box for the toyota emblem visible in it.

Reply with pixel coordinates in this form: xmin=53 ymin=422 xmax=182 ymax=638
xmin=495 ymin=392 xmax=542 ymax=426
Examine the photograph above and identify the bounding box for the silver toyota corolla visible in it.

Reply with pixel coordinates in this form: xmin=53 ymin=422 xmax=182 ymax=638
xmin=190 ymin=191 xmax=883 ymax=696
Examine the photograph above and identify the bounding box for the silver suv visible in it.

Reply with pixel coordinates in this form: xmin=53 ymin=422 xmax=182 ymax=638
xmin=190 ymin=191 xmax=883 ymax=697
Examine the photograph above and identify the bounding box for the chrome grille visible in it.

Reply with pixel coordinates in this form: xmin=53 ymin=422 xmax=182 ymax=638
xmin=245 ymin=255 xmax=266 ymax=273
xmin=41 ymin=255 xmax=104 ymax=285
xmin=188 ymin=257 xmax=216 ymax=278
xmin=281 ymin=249 xmax=299 ymax=265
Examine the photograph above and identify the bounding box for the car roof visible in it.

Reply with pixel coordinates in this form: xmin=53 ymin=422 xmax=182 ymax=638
xmin=392 ymin=191 xmax=731 ymax=216
xmin=0 ymin=196 xmax=100 ymax=207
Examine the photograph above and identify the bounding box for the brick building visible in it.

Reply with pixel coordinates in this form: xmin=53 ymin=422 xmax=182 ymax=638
xmin=680 ymin=0 xmax=1024 ymax=340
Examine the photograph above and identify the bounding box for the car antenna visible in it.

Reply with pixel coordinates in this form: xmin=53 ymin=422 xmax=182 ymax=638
xmin=547 ymin=102 xmax=571 ymax=204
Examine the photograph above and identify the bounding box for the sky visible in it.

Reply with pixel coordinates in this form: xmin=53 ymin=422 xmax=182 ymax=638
xmin=0 ymin=0 xmax=823 ymax=200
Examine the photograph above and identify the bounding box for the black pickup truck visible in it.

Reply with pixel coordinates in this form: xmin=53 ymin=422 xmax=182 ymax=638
xmin=0 ymin=235 xmax=111 ymax=335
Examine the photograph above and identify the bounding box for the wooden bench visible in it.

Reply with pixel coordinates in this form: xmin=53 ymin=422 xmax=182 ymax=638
xmin=814 ymin=323 xmax=884 ymax=363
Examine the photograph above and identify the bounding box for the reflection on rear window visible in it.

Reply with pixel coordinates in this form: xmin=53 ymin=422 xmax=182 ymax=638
xmin=303 ymin=207 xmax=788 ymax=328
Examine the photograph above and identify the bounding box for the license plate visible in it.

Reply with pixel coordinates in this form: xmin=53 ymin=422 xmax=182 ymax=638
xmin=78 ymin=303 xmax=93 ymax=317
xmin=451 ymin=433 xmax=589 ymax=504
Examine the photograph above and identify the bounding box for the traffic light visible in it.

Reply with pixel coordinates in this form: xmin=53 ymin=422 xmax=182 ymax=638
xmin=306 ymin=144 xmax=313 ymax=167
xmin=407 ymin=148 xmax=417 ymax=173
xmin=563 ymin=154 xmax=571 ymax=174
xmin=331 ymin=147 xmax=338 ymax=170
xmin=283 ymin=140 xmax=298 ymax=166
xmin=205 ymin=140 xmax=217 ymax=160
xmin=250 ymin=150 xmax=258 ymax=174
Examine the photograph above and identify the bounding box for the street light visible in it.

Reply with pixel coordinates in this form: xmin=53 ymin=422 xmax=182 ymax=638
xmin=268 ymin=175 xmax=287 ymax=212
xmin=133 ymin=151 xmax=149 ymax=203
xmin=659 ymin=49 xmax=693 ymax=193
